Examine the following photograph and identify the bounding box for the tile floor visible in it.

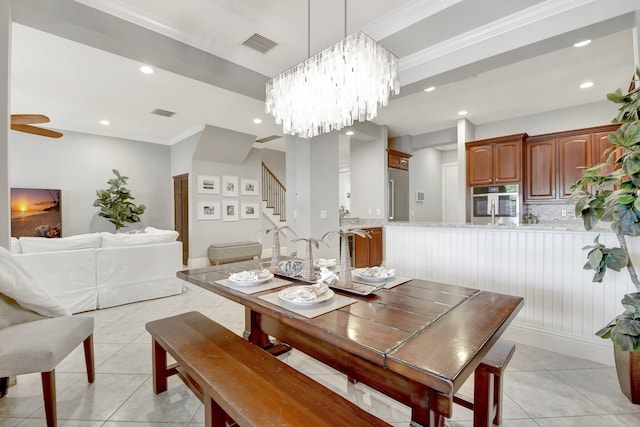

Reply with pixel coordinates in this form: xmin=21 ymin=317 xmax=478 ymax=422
xmin=1 ymin=283 xmax=640 ymax=427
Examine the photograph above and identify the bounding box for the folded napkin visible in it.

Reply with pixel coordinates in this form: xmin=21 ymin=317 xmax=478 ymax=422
xmin=280 ymin=283 xmax=329 ymax=302
xmin=314 ymin=258 xmax=336 ymax=268
xmin=358 ymin=266 xmax=396 ymax=278
xmin=229 ymin=269 xmax=271 ymax=282
xmin=319 ymin=267 xmax=339 ymax=285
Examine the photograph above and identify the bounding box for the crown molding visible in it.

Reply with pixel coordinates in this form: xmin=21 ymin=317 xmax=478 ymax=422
xmin=400 ymin=0 xmax=598 ymax=72
xmin=361 ymin=0 xmax=463 ymax=41
xmin=73 ymin=0 xmax=209 ymax=56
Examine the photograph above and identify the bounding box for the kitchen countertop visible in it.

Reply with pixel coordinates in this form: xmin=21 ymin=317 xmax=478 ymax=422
xmin=385 ymin=220 xmax=609 ymax=232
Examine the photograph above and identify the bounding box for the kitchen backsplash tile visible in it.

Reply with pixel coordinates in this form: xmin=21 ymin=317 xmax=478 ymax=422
xmin=524 ymin=203 xmax=582 ymax=226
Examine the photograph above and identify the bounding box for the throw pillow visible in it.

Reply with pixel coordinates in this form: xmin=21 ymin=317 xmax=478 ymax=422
xmin=0 ymin=247 xmax=70 ymax=317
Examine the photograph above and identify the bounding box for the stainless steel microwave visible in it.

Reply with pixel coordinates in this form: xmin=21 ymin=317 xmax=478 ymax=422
xmin=470 ymin=184 xmax=520 ymax=225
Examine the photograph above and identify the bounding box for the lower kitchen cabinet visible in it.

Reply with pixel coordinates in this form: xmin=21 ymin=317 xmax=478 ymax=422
xmin=353 ymin=227 xmax=383 ymax=268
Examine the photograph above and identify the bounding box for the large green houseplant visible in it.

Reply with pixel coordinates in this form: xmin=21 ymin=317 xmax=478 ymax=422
xmin=570 ymin=69 xmax=640 ymax=402
xmin=94 ymin=169 xmax=146 ymax=231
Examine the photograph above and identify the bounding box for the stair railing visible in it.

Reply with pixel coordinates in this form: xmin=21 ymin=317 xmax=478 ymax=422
xmin=261 ymin=162 xmax=286 ymax=222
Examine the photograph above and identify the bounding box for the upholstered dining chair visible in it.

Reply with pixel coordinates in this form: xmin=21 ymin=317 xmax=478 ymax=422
xmin=0 ymin=247 xmax=95 ymax=427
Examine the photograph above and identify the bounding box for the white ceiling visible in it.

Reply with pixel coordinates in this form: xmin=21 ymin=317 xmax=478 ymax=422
xmin=8 ymin=0 xmax=640 ymax=150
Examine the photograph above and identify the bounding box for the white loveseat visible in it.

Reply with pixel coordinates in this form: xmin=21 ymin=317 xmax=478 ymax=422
xmin=10 ymin=227 xmax=183 ymax=314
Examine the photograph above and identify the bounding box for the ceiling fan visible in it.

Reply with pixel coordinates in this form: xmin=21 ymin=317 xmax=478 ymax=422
xmin=10 ymin=114 xmax=63 ymax=138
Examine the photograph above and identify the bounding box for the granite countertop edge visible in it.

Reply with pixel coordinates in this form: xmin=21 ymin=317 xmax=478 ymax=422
xmin=383 ymin=221 xmax=611 ymax=233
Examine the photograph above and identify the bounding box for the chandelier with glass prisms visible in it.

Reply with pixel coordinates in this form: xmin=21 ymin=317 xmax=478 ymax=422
xmin=265 ymin=30 xmax=399 ymax=139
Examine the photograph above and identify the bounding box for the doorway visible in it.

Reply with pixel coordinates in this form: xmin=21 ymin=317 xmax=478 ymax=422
xmin=442 ymin=162 xmax=459 ymax=223
xmin=173 ymin=173 xmax=189 ymax=266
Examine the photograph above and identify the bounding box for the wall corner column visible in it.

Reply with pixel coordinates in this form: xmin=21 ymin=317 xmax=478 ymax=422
xmin=456 ymin=118 xmax=475 ymax=224
xmin=0 ymin=2 xmax=10 ymax=249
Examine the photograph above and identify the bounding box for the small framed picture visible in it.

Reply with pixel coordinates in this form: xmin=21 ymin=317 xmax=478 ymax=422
xmin=197 ymin=201 xmax=220 ymax=220
xmin=241 ymin=202 xmax=259 ymax=219
xmin=197 ymin=175 xmax=220 ymax=194
xmin=222 ymin=200 xmax=239 ymax=221
xmin=222 ymin=175 xmax=238 ymax=197
xmin=240 ymin=178 xmax=259 ymax=196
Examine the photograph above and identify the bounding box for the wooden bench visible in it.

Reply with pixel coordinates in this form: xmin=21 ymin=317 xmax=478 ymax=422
xmin=145 ymin=311 xmax=391 ymax=427
xmin=453 ymin=339 xmax=516 ymax=426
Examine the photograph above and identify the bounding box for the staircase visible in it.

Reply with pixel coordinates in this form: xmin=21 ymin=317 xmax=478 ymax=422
xmin=262 ymin=162 xmax=286 ymax=222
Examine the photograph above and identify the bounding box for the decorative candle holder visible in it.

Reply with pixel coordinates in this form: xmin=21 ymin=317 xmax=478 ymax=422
xmin=322 ymin=228 xmax=371 ymax=288
xmin=265 ymin=225 xmax=296 ymax=273
xmin=291 ymin=237 xmax=325 ymax=282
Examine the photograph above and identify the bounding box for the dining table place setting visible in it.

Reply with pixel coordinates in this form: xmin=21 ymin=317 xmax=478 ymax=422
xmin=259 ymin=281 xmax=358 ymax=318
xmin=350 ymin=266 xmax=412 ymax=289
xmin=215 ymin=268 xmax=292 ymax=294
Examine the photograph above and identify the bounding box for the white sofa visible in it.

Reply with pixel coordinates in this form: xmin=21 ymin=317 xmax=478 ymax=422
xmin=11 ymin=227 xmax=183 ymax=313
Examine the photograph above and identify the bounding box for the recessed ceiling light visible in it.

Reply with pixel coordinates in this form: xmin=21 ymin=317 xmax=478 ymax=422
xmin=573 ymin=39 xmax=591 ymax=48
xmin=253 ymin=118 xmax=262 ymax=124
xmin=580 ymin=81 xmax=594 ymax=89
xmin=423 ymin=86 xmax=435 ymax=92
xmin=346 ymin=131 xmax=355 ymax=136
xmin=458 ymin=110 xmax=468 ymax=116
xmin=100 ymin=120 xmax=110 ymax=125
xmin=139 ymin=65 xmax=154 ymax=74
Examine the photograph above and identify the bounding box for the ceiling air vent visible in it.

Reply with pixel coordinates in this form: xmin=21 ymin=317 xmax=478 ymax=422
xmin=150 ymin=108 xmax=176 ymax=118
xmin=255 ymin=135 xmax=281 ymax=143
xmin=242 ymin=33 xmax=278 ymax=54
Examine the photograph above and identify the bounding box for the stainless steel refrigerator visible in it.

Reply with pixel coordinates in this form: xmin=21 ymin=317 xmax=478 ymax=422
xmin=388 ymin=168 xmax=409 ymax=221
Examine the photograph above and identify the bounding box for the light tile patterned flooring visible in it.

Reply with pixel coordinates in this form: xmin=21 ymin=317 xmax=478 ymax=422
xmin=1 ymin=283 xmax=640 ymax=426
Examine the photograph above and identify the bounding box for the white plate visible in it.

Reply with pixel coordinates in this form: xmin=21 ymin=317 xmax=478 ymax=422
xmin=353 ymin=268 xmax=395 ymax=282
xmin=278 ymin=285 xmax=335 ymax=305
xmin=228 ymin=272 xmax=274 ymax=286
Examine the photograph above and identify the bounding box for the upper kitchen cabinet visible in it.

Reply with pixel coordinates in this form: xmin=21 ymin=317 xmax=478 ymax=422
xmin=388 ymin=149 xmax=411 ymax=170
xmin=466 ymin=134 xmax=527 ymax=186
xmin=524 ymin=124 xmax=620 ymax=203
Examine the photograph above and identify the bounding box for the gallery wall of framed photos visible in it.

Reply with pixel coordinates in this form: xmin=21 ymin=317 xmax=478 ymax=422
xmin=196 ymin=174 xmax=260 ymax=222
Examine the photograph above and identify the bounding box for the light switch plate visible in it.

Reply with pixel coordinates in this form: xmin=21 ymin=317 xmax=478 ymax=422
xmin=320 ymin=210 xmax=327 ymax=219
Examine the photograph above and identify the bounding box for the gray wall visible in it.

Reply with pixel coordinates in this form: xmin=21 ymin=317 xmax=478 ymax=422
xmin=475 ymin=100 xmax=616 ymax=140
xmin=410 ymin=148 xmax=443 ymax=221
xmin=350 ymin=127 xmax=387 ymax=220
xmin=190 ymin=149 xmax=264 ymax=261
xmin=10 ymin=129 xmax=172 ymax=236
xmin=261 ymin=148 xmax=286 ymax=185
xmin=0 ymin=4 xmax=9 ymax=248
xmin=285 ymin=133 xmax=340 ymax=260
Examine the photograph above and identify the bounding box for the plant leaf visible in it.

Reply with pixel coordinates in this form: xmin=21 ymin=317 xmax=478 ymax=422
xmin=604 ymin=248 xmax=629 ymax=271
xmin=587 ymin=249 xmax=603 ymax=269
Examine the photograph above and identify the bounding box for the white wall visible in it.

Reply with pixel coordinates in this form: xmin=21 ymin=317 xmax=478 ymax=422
xmin=10 ymin=129 xmax=172 ymax=236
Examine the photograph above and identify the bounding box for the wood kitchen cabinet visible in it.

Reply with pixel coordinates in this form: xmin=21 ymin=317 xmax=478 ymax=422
xmin=466 ymin=134 xmax=527 ymax=186
xmin=388 ymin=149 xmax=411 ymax=170
xmin=524 ymin=124 xmax=620 ymax=203
xmin=353 ymin=227 xmax=383 ymax=268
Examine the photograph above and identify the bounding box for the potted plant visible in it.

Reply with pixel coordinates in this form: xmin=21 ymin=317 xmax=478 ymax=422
xmin=570 ymin=68 xmax=640 ymax=403
xmin=94 ymin=169 xmax=146 ymax=232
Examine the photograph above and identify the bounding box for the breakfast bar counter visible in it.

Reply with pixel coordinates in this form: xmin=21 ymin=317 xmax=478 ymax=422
xmin=384 ymin=222 xmax=639 ymax=366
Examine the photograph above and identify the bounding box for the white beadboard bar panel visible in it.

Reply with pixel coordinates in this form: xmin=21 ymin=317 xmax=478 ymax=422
xmin=385 ymin=224 xmax=639 ymax=366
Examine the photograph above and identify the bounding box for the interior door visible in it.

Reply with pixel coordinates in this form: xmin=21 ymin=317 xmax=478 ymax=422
xmin=173 ymin=173 xmax=189 ymax=266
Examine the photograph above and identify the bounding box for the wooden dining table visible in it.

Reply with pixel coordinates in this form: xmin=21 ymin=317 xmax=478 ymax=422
xmin=177 ymin=260 xmax=524 ymax=427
